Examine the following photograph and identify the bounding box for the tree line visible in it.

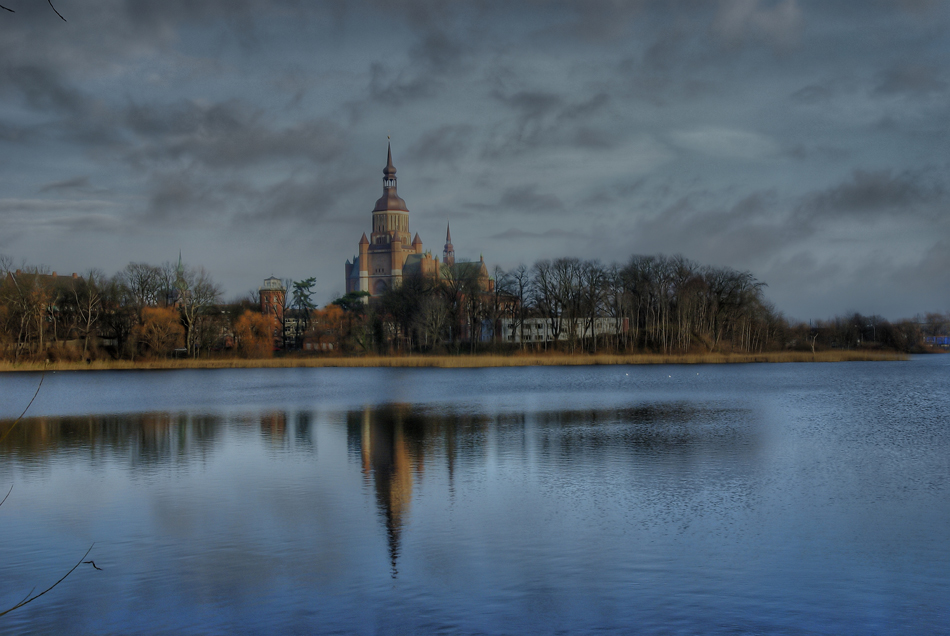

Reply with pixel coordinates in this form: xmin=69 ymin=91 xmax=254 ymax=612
xmin=0 ymin=252 xmax=941 ymax=362
xmin=323 ymin=254 xmax=939 ymax=355
xmin=0 ymin=256 xmax=234 ymax=362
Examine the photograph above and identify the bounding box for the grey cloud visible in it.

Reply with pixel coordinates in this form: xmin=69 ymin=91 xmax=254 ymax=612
xmin=408 ymin=30 xmax=464 ymax=74
xmin=493 ymin=90 xmax=563 ymax=121
xmin=798 ymin=169 xmax=946 ymax=221
xmin=366 ymin=62 xmax=439 ymax=107
xmin=0 ymin=121 xmax=39 ymax=143
xmin=498 ymin=185 xmax=565 ymax=215
xmin=626 ymin=188 xmax=812 ymax=267
xmin=485 ymin=90 xmax=613 ymax=156
xmin=783 ymin=144 xmax=849 ymax=161
xmin=488 ymin=228 xmax=575 ymax=240
xmin=874 ymin=64 xmax=947 ymax=96
xmin=0 ymin=65 xmax=88 ymax=115
xmin=790 ymin=84 xmax=832 ymax=104
xmin=406 ymin=125 xmax=473 ymax=164
xmin=144 ymin=170 xmax=227 ymax=223
xmin=891 ymin=240 xmax=950 ymax=286
xmin=41 ymin=212 xmax=122 ymax=234
xmin=125 ymin=100 xmax=348 ymax=168
xmin=248 ymin=173 xmax=363 ymax=224
xmin=535 ymin=0 xmax=650 ymax=41
xmin=38 ymin=176 xmax=89 ymax=193
xmin=0 ymin=197 xmax=114 ymax=213
xmin=712 ymin=0 xmax=803 ymax=49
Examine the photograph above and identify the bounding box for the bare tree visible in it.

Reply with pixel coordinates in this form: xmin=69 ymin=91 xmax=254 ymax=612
xmin=177 ymin=266 xmax=222 ymax=358
xmin=71 ymin=269 xmax=104 ymax=358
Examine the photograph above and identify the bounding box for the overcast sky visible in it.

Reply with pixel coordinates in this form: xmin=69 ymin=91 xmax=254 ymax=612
xmin=1 ymin=0 xmax=948 ymax=320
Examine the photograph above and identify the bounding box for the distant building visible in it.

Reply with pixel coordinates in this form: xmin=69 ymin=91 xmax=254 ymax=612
xmin=259 ymin=276 xmax=286 ymax=323
xmin=497 ymin=316 xmax=628 ymax=344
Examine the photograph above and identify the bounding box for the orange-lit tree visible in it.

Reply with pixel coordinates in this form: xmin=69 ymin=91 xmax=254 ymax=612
xmin=306 ymin=304 xmax=344 ymax=352
xmin=132 ymin=307 xmax=184 ymax=358
xmin=233 ymin=310 xmax=277 ymax=358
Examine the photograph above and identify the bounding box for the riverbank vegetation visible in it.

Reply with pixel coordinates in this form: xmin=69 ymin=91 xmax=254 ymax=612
xmin=0 ymin=350 xmax=909 ymax=373
xmin=0 ymin=252 xmax=943 ymax=367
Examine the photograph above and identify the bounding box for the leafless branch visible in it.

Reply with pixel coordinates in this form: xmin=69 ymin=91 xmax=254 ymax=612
xmin=0 ymin=544 xmax=94 ymax=617
xmin=0 ymin=2 xmax=65 ymax=20
xmin=47 ymin=0 xmax=65 ymax=22
xmin=0 ymin=363 xmax=47 ymax=445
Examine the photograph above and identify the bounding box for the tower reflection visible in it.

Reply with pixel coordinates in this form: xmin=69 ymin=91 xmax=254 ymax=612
xmin=356 ymin=405 xmax=422 ymax=578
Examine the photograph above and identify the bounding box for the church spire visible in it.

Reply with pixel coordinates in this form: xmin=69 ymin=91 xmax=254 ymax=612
xmin=443 ymin=222 xmax=455 ymax=266
xmin=374 ymin=143 xmax=407 ymax=212
xmin=383 ymin=142 xmax=396 ymax=187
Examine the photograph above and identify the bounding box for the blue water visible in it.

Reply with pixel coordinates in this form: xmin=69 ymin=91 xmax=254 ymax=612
xmin=0 ymin=357 xmax=947 ymax=634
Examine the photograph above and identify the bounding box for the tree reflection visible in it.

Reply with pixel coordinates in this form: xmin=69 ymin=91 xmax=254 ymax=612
xmin=0 ymin=412 xmax=223 ymax=466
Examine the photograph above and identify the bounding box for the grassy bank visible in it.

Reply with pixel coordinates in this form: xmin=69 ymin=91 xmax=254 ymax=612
xmin=0 ymin=350 xmax=908 ymax=372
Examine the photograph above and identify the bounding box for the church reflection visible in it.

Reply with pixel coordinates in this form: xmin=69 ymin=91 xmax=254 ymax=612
xmin=351 ymin=405 xmax=423 ymax=578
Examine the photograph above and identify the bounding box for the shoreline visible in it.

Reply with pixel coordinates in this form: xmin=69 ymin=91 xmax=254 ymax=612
xmin=0 ymin=350 xmax=908 ymax=372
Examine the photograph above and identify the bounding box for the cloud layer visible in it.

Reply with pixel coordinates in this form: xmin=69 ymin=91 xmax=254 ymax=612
xmin=1 ymin=0 xmax=948 ymax=319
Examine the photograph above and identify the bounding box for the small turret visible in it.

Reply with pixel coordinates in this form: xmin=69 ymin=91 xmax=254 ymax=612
xmin=443 ymin=222 xmax=455 ymax=266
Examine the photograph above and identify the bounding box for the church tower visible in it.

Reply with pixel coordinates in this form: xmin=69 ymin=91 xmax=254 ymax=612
xmin=345 ymin=144 xmax=428 ymax=298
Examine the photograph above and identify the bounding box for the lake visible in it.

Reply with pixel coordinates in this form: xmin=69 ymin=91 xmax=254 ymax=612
xmin=0 ymin=357 xmax=948 ymax=635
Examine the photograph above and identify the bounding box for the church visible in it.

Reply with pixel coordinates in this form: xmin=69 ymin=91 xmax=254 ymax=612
xmin=344 ymin=145 xmax=490 ymax=298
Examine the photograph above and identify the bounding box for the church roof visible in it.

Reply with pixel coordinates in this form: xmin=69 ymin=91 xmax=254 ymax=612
xmin=359 ymin=232 xmax=369 ymax=245
xmin=412 ymin=232 xmax=422 ymax=245
xmin=374 ymin=190 xmax=408 ymax=212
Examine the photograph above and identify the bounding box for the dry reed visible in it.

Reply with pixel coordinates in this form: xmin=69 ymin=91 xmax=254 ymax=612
xmin=0 ymin=350 xmax=908 ymax=373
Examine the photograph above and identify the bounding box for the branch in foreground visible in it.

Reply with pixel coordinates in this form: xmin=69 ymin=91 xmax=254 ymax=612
xmin=47 ymin=0 xmax=65 ymax=22
xmin=0 ymin=2 xmax=65 ymax=20
xmin=0 ymin=544 xmax=94 ymax=617
xmin=0 ymin=364 xmax=46 ymax=445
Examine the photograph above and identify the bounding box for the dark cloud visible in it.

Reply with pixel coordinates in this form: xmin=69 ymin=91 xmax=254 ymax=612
xmin=783 ymin=143 xmax=849 ymax=161
xmin=124 ymin=100 xmax=348 ymax=168
xmin=789 ymin=83 xmax=832 ymax=104
xmin=484 ymin=90 xmax=613 ymax=157
xmin=798 ymin=169 xmax=946 ymax=221
xmin=0 ymin=121 xmax=37 ymax=143
xmin=248 ymin=172 xmax=364 ymax=224
xmin=408 ymin=30 xmax=464 ymax=74
xmin=0 ymin=65 xmax=88 ymax=115
xmin=0 ymin=197 xmax=112 ymax=214
xmin=488 ymin=228 xmax=575 ymax=240
xmin=874 ymin=64 xmax=947 ymax=97
xmin=712 ymin=0 xmax=803 ymax=50
xmin=143 ymin=169 xmax=230 ymax=224
xmin=39 ymin=176 xmax=90 ymax=193
xmin=497 ymin=185 xmax=565 ymax=215
xmin=406 ymin=125 xmax=473 ymax=164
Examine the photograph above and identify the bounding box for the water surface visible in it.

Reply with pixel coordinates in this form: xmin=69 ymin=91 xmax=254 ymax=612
xmin=0 ymin=358 xmax=947 ymax=634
